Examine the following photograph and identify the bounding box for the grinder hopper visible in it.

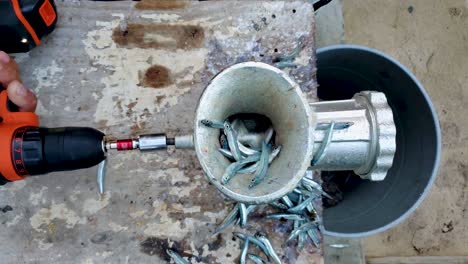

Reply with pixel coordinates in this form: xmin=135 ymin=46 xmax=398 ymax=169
xmin=194 ymin=62 xmax=316 ymax=204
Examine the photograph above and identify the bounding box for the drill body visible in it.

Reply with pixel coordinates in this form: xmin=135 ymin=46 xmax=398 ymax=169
xmin=0 ymin=90 xmax=106 ymax=185
xmin=0 ymin=0 xmax=57 ymax=53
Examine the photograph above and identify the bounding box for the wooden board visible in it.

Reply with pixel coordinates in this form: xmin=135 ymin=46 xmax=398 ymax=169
xmin=368 ymin=256 xmax=468 ymax=264
xmin=0 ymin=1 xmax=319 ymax=263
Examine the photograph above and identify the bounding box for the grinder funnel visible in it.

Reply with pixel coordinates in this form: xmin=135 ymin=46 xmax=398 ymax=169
xmin=194 ymin=62 xmax=315 ymax=204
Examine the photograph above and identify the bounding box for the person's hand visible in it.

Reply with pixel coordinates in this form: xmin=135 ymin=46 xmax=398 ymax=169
xmin=0 ymin=51 xmax=37 ymax=112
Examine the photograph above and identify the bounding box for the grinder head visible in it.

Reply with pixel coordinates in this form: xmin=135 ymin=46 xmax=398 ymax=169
xmin=194 ymin=62 xmax=315 ymax=204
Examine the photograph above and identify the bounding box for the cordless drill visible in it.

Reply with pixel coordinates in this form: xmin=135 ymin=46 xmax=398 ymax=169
xmin=0 ymin=0 xmax=107 ymax=185
xmin=0 ymin=0 xmax=175 ymax=189
xmin=0 ymin=89 xmax=106 ymax=185
xmin=0 ymin=0 xmax=57 ymax=53
xmin=0 ymin=86 xmax=175 ymax=188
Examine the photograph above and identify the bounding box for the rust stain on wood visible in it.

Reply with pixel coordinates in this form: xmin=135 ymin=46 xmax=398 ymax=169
xmin=135 ymin=0 xmax=188 ymax=10
xmin=139 ymin=65 xmax=172 ymax=88
xmin=113 ymin=24 xmax=204 ymax=50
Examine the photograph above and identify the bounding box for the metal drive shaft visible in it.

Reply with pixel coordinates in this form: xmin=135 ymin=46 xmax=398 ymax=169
xmin=97 ymin=134 xmax=194 ymax=194
xmin=105 ymin=134 xmax=170 ymax=151
xmin=105 ymin=134 xmax=194 ymax=152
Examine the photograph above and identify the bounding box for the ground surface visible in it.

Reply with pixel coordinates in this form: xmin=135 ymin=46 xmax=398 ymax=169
xmin=344 ymin=0 xmax=468 ymax=257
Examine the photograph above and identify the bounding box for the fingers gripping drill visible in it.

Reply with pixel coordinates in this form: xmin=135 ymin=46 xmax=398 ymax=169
xmin=0 ymin=88 xmax=187 ymax=193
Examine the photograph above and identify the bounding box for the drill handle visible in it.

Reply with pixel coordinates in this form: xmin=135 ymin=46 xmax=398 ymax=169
xmin=0 ymin=90 xmax=39 ymax=183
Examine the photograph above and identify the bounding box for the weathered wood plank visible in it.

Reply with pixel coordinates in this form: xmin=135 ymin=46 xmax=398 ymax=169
xmin=1 ymin=1 xmax=319 ymax=263
xmin=367 ymin=256 xmax=468 ymax=264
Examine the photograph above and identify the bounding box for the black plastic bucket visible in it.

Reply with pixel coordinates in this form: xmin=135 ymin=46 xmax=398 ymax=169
xmin=317 ymin=45 xmax=441 ymax=237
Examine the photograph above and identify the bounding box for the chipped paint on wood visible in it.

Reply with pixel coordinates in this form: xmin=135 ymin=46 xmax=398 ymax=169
xmin=144 ymin=200 xmax=187 ymax=240
xmin=32 ymin=60 xmax=64 ymax=93
xmin=6 ymin=214 xmax=22 ymax=227
xmin=82 ymin=194 xmax=111 ymax=214
xmin=1 ymin=1 xmax=320 ymax=263
xmin=135 ymin=0 xmax=189 ymax=10
xmin=29 ymin=186 xmax=48 ymax=206
xmin=108 ymin=222 xmax=128 ymax=232
xmin=36 ymin=239 xmax=54 ymax=250
xmin=5 ymin=180 xmax=27 ymax=192
xmin=83 ymin=18 xmax=208 ymax=126
xmin=140 ymin=13 xmax=181 ymax=22
xmin=30 ymin=203 xmax=85 ymax=232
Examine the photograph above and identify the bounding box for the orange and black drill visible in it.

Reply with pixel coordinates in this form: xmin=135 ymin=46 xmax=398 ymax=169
xmin=0 ymin=0 xmax=57 ymax=53
xmin=0 ymin=87 xmax=173 ymax=189
xmin=0 ymin=88 xmax=107 ymax=185
xmin=0 ymin=0 xmax=108 ymax=185
xmin=0 ymin=0 xmax=173 ymax=191
xmin=0 ymin=0 xmax=109 ymax=186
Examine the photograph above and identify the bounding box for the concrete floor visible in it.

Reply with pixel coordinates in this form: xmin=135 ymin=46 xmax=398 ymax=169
xmin=344 ymin=0 xmax=468 ymax=257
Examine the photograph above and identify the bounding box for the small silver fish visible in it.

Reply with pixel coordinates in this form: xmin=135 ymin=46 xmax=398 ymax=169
xmin=222 ymin=155 xmax=261 ymax=184
xmin=302 ymin=177 xmax=334 ymax=200
xmin=307 ymin=228 xmax=321 ymax=248
xmin=218 ymin=148 xmax=234 ymax=159
xmin=298 ymin=228 xmax=306 ymax=251
xmin=302 ymin=176 xmax=323 ymax=192
xmin=264 ymin=127 xmax=274 ymax=143
xmin=224 ymin=121 xmax=243 ymax=161
xmin=286 ymin=222 xmax=317 ymax=242
xmin=239 ymin=203 xmax=248 ymax=228
xmin=219 ymin=148 xmax=261 ymax=161
xmin=280 ymin=196 xmax=294 ymax=208
xmin=275 ymin=39 xmax=303 ymax=62
xmin=293 ymin=219 xmax=300 ymax=231
xmin=266 ymin=214 xmax=306 ymax=221
xmin=249 ymin=142 xmax=272 ymax=188
xmin=240 ymin=238 xmax=250 ymax=264
xmin=287 ymin=196 xmax=316 ymax=214
xmin=238 ymin=145 xmax=282 ymax=174
xmin=248 ymin=254 xmax=270 ymax=264
xmin=233 ymin=232 xmax=269 ymax=257
xmin=246 ymin=204 xmax=257 ymax=214
xmin=329 ymin=243 xmax=349 ymax=249
xmin=293 ymin=187 xmax=319 ymax=199
xmin=316 ymin=122 xmax=353 ymax=130
xmin=166 ymin=249 xmax=189 ymax=264
xmin=269 ymin=145 xmax=282 ymax=163
xmin=200 ymin=119 xmax=224 ymax=129
xmin=269 ymin=201 xmax=289 ymax=210
xmin=214 ymin=205 xmax=239 ymax=235
xmin=311 ymin=121 xmax=335 ymax=166
xmin=297 ymin=194 xmax=304 ymax=205
xmin=238 ymin=141 xmax=259 ymax=156
xmin=255 ymin=232 xmax=282 ymax=264
xmin=275 ymin=61 xmax=297 ymax=69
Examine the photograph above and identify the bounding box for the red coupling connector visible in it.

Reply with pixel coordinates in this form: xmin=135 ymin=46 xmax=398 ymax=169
xmin=105 ymin=138 xmax=139 ymax=151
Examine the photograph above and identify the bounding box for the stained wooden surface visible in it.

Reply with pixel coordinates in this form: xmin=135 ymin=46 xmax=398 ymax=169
xmin=0 ymin=1 xmax=321 ymax=263
xmin=367 ymin=256 xmax=468 ymax=264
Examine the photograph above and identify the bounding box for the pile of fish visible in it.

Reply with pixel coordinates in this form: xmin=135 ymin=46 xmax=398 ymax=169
xmin=166 ymin=171 xmax=331 ymax=263
xmin=165 ymin=119 xmax=333 ymax=263
xmin=267 ymin=171 xmax=331 ymax=250
xmin=201 ymin=119 xmax=282 ymax=188
xmin=234 ymin=231 xmax=282 ymax=264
